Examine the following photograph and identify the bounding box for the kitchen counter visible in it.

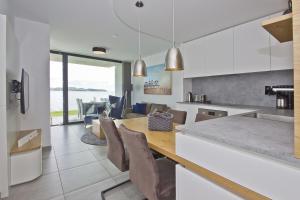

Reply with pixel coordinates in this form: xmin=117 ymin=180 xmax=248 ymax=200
xmin=179 ymin=115 xmax=298 ymax=168
xmin=177 ymin=101 xmax=294 ymax=117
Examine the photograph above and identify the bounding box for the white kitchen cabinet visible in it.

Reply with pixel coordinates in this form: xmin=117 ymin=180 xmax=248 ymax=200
xmin=269 ymin=13 xmax=293 ymax=71
xmin=183 ymin=37 xmax=206 ymax=78
xmin=234 ymin=17 xmax=271 ymax=73
xmin=176 ymin=165 xmax=242 ymax=200
xmin=204 ymin=28 xmax=234 ymax=76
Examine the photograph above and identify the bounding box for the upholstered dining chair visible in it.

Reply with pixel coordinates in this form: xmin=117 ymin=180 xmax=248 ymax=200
xmin=167 ymin=109 xmax=187 ymax=125
xmin=119 ymin=124 xmax=176 ymax=200
xmin=195 ymin=113 xmax=217 ymax=122
xmin=99 ymin=117 xmax=130 ymax=199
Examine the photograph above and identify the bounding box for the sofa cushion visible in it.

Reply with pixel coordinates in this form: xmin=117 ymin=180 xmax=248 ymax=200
xmin=150 ymin=103 xmax=168 ymax=113
xmin=133 ymin=103 xmax=147 ymax=114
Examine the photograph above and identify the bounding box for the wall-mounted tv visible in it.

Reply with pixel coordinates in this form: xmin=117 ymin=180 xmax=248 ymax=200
xmin=20 ymin=68 xmax=29 ymax=114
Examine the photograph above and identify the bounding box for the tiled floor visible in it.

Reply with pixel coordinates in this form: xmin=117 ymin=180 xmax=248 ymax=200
xmin=7 ymin=124 xmax=144 ymax=200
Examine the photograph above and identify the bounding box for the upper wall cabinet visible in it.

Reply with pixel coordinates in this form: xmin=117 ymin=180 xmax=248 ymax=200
xmin=204 ymin=28 xmax=234 ymax=76
xmin=183 ymin=37 xmax=206 ymax=78
xmin=269 ymin=13 xmax=293 ymax=71
xmin=234 ymin=17 xmax=271 ymax=73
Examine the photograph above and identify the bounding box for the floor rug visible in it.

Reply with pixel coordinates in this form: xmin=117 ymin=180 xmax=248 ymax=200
xmin=81 ymin=132 xmax=107 ymax=146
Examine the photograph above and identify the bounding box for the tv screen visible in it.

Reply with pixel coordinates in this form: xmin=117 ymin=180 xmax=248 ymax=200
xmin=21 ymin=69 xmax=29 ymax=114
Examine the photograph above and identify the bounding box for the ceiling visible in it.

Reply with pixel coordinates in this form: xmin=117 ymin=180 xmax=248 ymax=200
xmin=8 ymin=0 xmax=288 ymax=61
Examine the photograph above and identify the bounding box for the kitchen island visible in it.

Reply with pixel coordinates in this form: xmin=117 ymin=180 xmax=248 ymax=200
xmin=176 ymin=114 xmax=300 ymax=200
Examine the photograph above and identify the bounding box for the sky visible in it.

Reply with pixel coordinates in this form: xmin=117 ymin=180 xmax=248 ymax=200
xmin=50 ymin=61 xmax=116 ymax=92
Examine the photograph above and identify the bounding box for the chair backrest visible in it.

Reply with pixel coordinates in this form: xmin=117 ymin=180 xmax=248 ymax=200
xmin=109 ymin=95 xmax=125 ymax=119
xmin=168 ymin=109 xmax=187 ymax=124
xmin=195 ymin=113 xmax=218 ymax=122
xmin=119 ymin=124 xmax=159 ymax=200
xmin=100 ymin=117 xmax=128 ymax=172
xmin=76 ymin=98 xmax=83 ymax=115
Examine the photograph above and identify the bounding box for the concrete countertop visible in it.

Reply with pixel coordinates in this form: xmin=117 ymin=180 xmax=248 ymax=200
xmin=179 ymin=116 xmax=299 ymax=168
xmin=176 ymin=101 xmax=294 ymax=117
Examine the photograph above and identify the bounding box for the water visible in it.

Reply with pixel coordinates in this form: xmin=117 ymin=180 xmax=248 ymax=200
xmin=50 ymin=90 xmax=113 ymax=111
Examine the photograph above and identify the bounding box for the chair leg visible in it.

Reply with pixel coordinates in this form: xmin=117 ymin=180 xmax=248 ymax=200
xmin=101 ymin=179 xmax=131 ymax=200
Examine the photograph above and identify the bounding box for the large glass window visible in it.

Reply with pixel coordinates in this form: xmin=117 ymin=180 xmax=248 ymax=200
xmin=49 ymin=52 xmax=123 ymax=125
xmin=50 ymin=54 xmax=63 ymax=125
xmin=67 ymin=56 xmax=116 ymax=122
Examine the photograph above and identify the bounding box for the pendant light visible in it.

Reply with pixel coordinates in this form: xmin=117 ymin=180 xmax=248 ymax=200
xmin=165 ymin=0 xmax=184 ymax=71
xmin=133 ymin=1 xmax=147 ymax=77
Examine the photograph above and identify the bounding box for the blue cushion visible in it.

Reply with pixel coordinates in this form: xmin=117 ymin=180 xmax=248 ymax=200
xmin=132 ymin=105 xmax=138 ymax=113
xmin=133 ymin=103 xmax=147 ymax=114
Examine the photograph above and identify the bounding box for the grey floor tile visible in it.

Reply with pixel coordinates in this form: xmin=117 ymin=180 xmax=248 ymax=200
xmin=53 ymin=141 xmax=89 ymax=156
xmin=105 ymin=188 xmax=130 ymax=200
xmin=43 ymin=157 xmax=58 ymax=175
xmin=121 ymin=183 xmax=145 ymax=200
xmin=9 ymin=173 xmax=63 ymax=200
xmin=56 ymin=151 xmax=96 ymax=170
xmin=42 ymin=147 xmax=55 ymax=159
xmin=90 ymin=148 xmax=107 ymax=161
xmin=49 ymin=195 xmax=65 ymax=200
xmin=59 ymin=162 xmax=110 ymax=193
xmin=112 ymin=172 xmax=129 ymax=184
xmin=64 ymin=178 xmax=116 ymax=200
xmin=99 ymin=159 xmax=123 ymax=177
xmin=112 ymin=173 xmax=144 ymax=200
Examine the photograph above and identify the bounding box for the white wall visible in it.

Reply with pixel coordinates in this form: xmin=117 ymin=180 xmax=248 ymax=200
xmin=0 ymin=13 xmax=9 ymax=198
xmin=16 ymin=18 xmax=51 ymax=146
xmin=131 ymin=51 xmax=184 ymax=108
xmin=6 ymin=16 xmax=51 ymax=151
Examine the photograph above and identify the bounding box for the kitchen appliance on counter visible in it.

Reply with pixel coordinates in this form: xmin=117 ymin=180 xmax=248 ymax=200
xmin=185 ymin=92 xmax=194 ymax=102
xmin=265 ymin=85 xmax=294 ymax=109
xmin=196 ymin=108 xmax=228 ymax=122
xmin=193 ymin=94 xmax=211 ymax=104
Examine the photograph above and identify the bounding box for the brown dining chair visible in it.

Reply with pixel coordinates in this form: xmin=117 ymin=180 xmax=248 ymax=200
xmin=168 ymin=109 xmax=187 ymax=124
xmin=119 ymin=124 xmax=176 ymax=200
xmin=99 ymin=117 xmax=130 ymax=200
xmin=195 ymin=113 xmax=218 ymax=122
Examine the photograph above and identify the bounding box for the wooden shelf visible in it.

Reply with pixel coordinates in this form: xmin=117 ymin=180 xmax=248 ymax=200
xmin=262 ymin=13 xmax=293 ymax=43
xmin=10 ymin=129 xmax=42 ymax=155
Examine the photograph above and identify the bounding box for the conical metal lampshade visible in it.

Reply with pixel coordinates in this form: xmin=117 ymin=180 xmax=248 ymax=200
xmin=165 ymin=47 xmax=184 ymax=71
xmin=133 ymin=59 xmax=147 ymax=77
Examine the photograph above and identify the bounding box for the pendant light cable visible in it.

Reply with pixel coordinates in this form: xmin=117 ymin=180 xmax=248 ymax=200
xmin=138 ymin=6 xmax=141 ymax=59
xmin=172 ymin=0 xmax=175 ymax=47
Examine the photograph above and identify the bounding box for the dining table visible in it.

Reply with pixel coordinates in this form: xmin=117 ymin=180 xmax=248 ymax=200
xmin=114 ymin=117 xmax=270 ymax=200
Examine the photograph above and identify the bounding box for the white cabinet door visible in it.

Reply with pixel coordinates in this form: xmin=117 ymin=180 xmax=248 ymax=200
xmin=234 ymin=17 xmax=270 ymax=73
xmin=269 ymin=13 xmax=293 ymax=71
xmin=183 ymin=37 xmax=206 ymax=78
xmin=205 ymin=28 xmax=234 ymax=76
xmin=176 ymin=165 xmax=242 ymax=200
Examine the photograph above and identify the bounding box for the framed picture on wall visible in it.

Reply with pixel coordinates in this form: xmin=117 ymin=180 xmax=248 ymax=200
xmin=144 ymin=64 xmax=172 ymax=95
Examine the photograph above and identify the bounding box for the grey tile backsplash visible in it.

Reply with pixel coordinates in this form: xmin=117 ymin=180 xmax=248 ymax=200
xmin=191 ymin=70 xmax=293 ymax=107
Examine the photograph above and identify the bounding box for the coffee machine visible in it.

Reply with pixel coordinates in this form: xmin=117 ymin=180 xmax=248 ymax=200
xmin=265 ymin=85 xmax=294 ymax=109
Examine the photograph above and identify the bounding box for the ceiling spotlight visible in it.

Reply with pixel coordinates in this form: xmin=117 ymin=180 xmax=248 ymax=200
xmin=93 ymin=47 xmax=107 ymax=55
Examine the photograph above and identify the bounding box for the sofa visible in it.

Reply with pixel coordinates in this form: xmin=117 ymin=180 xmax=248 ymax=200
xmin=124 ymin=102 xmax=170 ymax=119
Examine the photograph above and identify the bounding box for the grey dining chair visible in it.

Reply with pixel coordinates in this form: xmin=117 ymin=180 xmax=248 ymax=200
xmin=99 ymin=117 xmax=129 ymax=200
xmin=167 ymin=109 xmax=187 ymax=125
xmin=119 ymin=124 xmax=176 ymax=200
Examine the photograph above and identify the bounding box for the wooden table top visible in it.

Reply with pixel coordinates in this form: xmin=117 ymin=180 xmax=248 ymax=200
xmin=114 ymin=117 xmax=270 ymax=200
